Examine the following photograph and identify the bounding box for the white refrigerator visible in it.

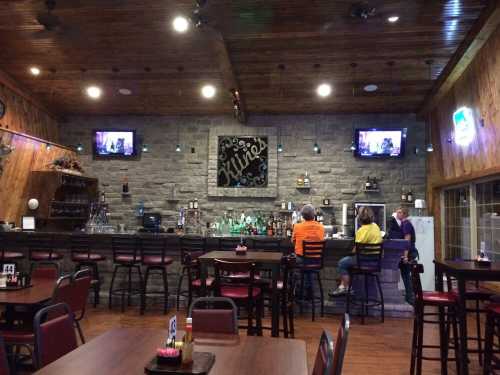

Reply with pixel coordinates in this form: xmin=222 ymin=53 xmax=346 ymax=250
xmin=409 ymin=216 xmax=435 ymax=291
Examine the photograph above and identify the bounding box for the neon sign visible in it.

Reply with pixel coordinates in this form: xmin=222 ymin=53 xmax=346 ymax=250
xmin=453 ymin=106 xmax=475 ymax=146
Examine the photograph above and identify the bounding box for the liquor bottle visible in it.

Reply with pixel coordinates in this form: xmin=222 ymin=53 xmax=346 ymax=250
xmin=407 ymin=190 xmax=413 ymax=202
xmin=193 ymin=198 xmax=198 ymax=209
xmin=267 ymin=215 xmax=274 ymax=236
xmin=188 ymin=200 xmax=194 ymax=209
xmin=281 ymin=201 xmax=286 ymax=210
xmin=100 ymin=191 xmax=106 ymax=204
xmin=287 ymin=201 xmax=293 ymax=211
xmin=365 ymin=176 xmax=372 ymax=190
xmin=182 ymin=318 xmax=193 ymax=364
xmin=401 ymin=188 xmax=407 ymax=202
xmin=122 ymin=176 xmax=129 ymax=194
xmin=304 ymin=172 xmax=310 ymax=187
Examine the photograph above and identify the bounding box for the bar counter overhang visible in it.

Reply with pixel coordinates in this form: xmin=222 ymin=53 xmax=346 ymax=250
xmin=0 ymin=231 xmax=412 ymax=316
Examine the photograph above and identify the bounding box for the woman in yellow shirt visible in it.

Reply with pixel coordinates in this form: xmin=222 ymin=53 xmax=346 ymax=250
xmin=329 ymin=206 xmax=382 ymax=296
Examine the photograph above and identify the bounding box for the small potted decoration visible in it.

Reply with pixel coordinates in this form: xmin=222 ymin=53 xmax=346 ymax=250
xmin=156 ymin=347 xmax=181 ymax=366
xmin=235 ymin=241 xmax=247 ymax=256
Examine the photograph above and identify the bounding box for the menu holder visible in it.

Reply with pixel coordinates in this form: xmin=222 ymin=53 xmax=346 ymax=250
xmin=0 ymin=284 xmax=33 ymax=291
xmin=145 ymin=352 xmax=215 ymax=375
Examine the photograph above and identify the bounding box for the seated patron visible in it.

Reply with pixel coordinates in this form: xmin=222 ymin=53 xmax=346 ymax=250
xmin=329 ymin=207 xmax=382 ymax=296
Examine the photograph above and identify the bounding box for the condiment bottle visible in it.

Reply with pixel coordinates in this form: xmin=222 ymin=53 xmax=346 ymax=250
xmin=182 ymin=317 xmax=194 ymax=364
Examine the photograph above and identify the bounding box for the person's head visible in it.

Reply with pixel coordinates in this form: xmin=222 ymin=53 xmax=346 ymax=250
xmin=396 ymin=207 xmax=409 ymax=221
xmin=301 ymin=204 xmax=316 ymax=221
xmin=358 ymin=206 xmax=375 ymax=225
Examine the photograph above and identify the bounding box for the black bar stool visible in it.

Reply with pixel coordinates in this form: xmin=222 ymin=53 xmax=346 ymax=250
xmin=483 ymin=303 xmax=500 ymax=374
xmin=410 ymin=263 xmax=461 ymax=375
xmin=295 ymin=240 xmax=326 ymax=321
xmin=71 ymin=234 xmax=105 ymax=307
xmin=139 ymin=236 xmax=173 ymax=315
xmin=346 ymin=242 xmax=385 ymax=324
xmin=250 ymin=238 xmax=282 ymax=253
xmin=108 ymin=235 xmax=142 ymax=312
xmin=176 ymin=236 xmax=207 ymax=310
xmin=0 ymin=233 xmax=25 ymax=268
xmin=218 ymin=237 xmax=243 ymax=251
xmin=27 ymin=233 xmax=63 ymax=274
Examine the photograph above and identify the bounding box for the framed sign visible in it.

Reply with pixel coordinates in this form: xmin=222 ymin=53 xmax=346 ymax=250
xmin=21 ymin=216 xmax=36 ymax=231
xmin=217 ymin=136 xmax=268 ymax=188
xmin=2 ymin=263 xmax=15 ymax=275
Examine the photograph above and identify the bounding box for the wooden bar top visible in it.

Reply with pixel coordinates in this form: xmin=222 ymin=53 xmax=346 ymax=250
xmin=198 ymin=251 xmax=284 ymax=264
xmin=34 ymin=328 xmax=308 ymax=375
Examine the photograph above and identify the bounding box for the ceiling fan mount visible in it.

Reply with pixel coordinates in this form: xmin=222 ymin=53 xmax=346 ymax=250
xmin=36 ymin=0 xmax=61 ymax=31
xmin=350 ymin=2 xmax=376 ymax=20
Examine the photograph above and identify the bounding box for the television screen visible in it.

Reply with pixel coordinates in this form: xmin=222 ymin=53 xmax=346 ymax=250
xmin=93 ymin=130 xmax=136 ymax=157
xmin=355 ymin=128 xmax=407 ymax=158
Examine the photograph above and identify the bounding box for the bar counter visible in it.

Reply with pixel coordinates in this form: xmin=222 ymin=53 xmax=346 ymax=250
xmin=0 ymin=231 xmax=411 ymax=316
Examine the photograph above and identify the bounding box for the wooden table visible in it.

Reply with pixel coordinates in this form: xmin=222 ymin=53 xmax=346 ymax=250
xmin=434 ymin=260 xmax=500 ymax=375
xmin=0 ymin=278 xmax=55 ymax=306
xmin=34 ymin=328 xmax=308 ymax=375
xmin=198 ymin=251 xmax=283 ymax=337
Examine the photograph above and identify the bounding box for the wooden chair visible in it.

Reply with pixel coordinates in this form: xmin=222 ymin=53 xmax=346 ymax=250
xmin=213 ymin=259 xmax=263 ymax=336
xmin=188 ymin=297 xmax=238 ymax=335
xmin=139 ymin=236 xmax=173 ymax=314
xmin=34 ymin=303 xmax=78 ymax=369
xmin=346 ymin=242 xmax=384 ymax=324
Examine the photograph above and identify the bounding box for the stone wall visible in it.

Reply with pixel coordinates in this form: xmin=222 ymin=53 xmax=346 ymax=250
xmin=60 ymin=113 xmax=427 ymax=231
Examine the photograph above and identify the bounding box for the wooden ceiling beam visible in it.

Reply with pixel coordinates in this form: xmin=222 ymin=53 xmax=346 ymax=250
xmin=418 ymin=0 xmax=500 ymax=117
xmin=0 ymin=68 xmax=59 ymax=121
xmin=207 ymin=28 xmax=247 ymax=124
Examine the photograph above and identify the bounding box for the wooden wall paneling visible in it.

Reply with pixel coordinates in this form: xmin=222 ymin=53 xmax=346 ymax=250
xmin=0 ymin=130 xmax=76 ymax=225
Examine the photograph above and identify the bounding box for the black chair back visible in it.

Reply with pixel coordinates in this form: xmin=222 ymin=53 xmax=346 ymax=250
xmin=70 ymin=234 xmax=91 ymax=259
xmin=139 ymin=236 xmax=168 ymax=264
xmin=27 ymin=233 xmax=55 ymax=259
xmin=180 ymin=236 xmax=206 ymax=265
xmin=213 ymin=259 xmax=257 ymax=300
xmin=332 ymin=314 xmax=350 ymax=375
xmin=354 ymin=242 xmax=383 ymax=273
xmin=218 ymin=237 xmax=243 ymax=251
xmin=302 ymin=240 xmax=326 ymax=270
xmin=111 ymin=235 xmax=139 ymax=262
xmin=251 ymin=238 xmax=282 ymax=253
xmin=312 ymin=330 xmax=334 ymax=375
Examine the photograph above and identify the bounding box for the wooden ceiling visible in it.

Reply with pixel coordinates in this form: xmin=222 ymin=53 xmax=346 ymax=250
xmin=0 ymin=0 xmax=490 ymax=116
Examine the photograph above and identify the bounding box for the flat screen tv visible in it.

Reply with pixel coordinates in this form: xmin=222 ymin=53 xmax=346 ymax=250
xmin=354 ymin=128 xmax=407 ymax=158
xmin=93 ymin=129 xmax=137 ymax=157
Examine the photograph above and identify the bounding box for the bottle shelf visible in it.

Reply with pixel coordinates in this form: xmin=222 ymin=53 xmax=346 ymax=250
xmin=48 ymin=216 xmax=88 ymax=220
xmin=363 ymin=189 xmax=380 ymax=193
xmin=296 ymin=185 xmax=311 ymax=190
xmin=121 ymin=192 xmax=131 ymax=197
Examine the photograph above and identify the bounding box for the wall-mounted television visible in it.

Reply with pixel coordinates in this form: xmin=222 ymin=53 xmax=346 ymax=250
xmin=93 ymin=129 xmax=137 ymax=157
xmin=354 ymin=128 xmax=407 ymax=158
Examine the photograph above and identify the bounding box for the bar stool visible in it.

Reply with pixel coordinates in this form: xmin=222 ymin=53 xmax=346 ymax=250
xmin=108 ymin=235 xmax=142 ymax=312
xmin=139 ymin=236 xmax=173 ymax=315
xmin=0 ymin=233 xmax=25 ymax=268
xmin=410 ymin=263 xmax=461 ymax=375
xmin=483 ymin=303 xmax=500 ymax=374
xmin=176 ymin=236 xmax=208 ymax=310
xmin=346 ymin=242 xmax=384 ymax=324
xmin=70 ymin=234 xmax=105 ymax=307
xmin=250 ymin=238 xmax=282 ymax=253
xmin=27 ymin=233 xmax=63 ymax=274
xmin=296 ymin=240 xmax=326 ymax=321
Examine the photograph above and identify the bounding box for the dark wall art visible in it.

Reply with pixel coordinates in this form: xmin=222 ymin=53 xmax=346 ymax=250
xmin=217 ymin=136 xmax=268 ymax=188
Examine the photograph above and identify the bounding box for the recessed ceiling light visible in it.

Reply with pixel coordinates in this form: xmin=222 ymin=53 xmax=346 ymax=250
xmin=86 ymin=86 xmax=102 ymax=99
xmin=364 ymin=84 xmax=378 ymax=92
xmin=172 ymin=16 xmax=189 ymax=33
xmin=316 ymin=83 xmax=332 ymax=98
xmin=201 ymin=84 xmax=216 ymax=99
xmin=118 ymin=88 xmax=132 ymax=95
xmin=29 ymin=66 xmax=41 ymax=76
xmin=387 ymin=16 xmax=399 ymax=23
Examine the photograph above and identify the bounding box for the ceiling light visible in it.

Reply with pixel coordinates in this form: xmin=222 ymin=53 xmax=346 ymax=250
xmin=387 ymin=16 xmax=399 ymax=23
xmin=363 ymin=84 xmax=378 ymax=92
xmin=29 ymin=66 xmax=41 ymax=76
xmin=313 ymin=142 xmax=321 ymax=154
xmin=316 ymin=83 xmax=332 ymax=98
xmin=142 ymin=144 xmax=149 ymax=153
xmin=350 ymin=141 xmax=357 ymax=151
xmin=118 ymin=88 xmax=132 ymax=95
xmin=426 ymin=143 xmax=434 ymax=152
xmin=76 ymin=143 xmax=83 ymax=152
xmin=86 ymin=86 xmax=102 ymax=99
xmin=277 ymin=144 xmax=283 ymax=153
xmin=201 ymin=85 xmax=216 ymax=99
xmin=172 ymin=16 xmax=189 ymax=33
xmin=175 ymin=144 xmax=181 ymax=152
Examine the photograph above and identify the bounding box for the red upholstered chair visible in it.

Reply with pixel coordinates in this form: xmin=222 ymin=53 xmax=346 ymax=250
xmin=108 ymin=235 xmax=142 ymax=312
xmin=139 ymin=236 xmax=174 ymax=314
xmin=410 ymin=263 xmax=461 ymax=375
xmin=312 ymin=330 xmax=334 ymax=375
xmin=70 ymin=234 xmax=105 ymax=307
xmin=188 ymin=297 xmax=238 ymax=335
xmin=213 ymin=259 xmax=262 ymax=336
xmin=30 ymin=263 xmax=59 ymax=280
xmin=332 ymin=314 xmax=350 ymax=375
xmin=34 ymin=303 xmax=78 ymax=370
xmin=0 ymin=336 xmax=10 ymax=375
xmin=26 ymin=233 xmax=63 ymax=273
